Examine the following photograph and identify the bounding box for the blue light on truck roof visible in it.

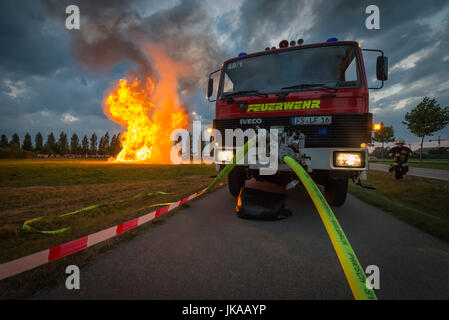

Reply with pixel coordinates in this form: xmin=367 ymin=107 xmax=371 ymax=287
xmin=326 ymin=38 xmax=338 ymax=42
xmin=238 ymin=52 xmax=247 ymax=56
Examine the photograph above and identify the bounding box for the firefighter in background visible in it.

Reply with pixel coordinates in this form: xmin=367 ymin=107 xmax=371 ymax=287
xmin=388 ymin=138 xmax=413 ymax=180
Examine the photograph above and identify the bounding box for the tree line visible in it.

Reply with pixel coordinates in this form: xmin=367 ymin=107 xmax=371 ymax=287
xmin=0 ymin=131 xmax=122 ymax=156
xmin=372 ymin=97 xmax=449 ymax=163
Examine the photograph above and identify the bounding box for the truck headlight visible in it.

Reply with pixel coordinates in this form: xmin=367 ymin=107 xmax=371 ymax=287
xmin=333 ymin=151 xmax=364 ymax=168
xmin=216 ymin=149 xmax=234 ymax=163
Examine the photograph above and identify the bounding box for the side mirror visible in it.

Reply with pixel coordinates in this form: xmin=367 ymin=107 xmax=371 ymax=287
xmin=207 ymin=69 xmax=221 ymax=102
xmin=207 ymin=78 xmax=213 ymax=98
xmin=363 ymin=49 xmax=388 ymax=89
xmin=376 ymin=56 xmax=388 ymax=81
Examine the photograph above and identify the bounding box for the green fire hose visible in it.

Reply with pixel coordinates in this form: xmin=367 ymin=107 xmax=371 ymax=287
xmin=282 ymin=155 xmax=377 ymax=300
xmin=23 ymin=192 xmax=175 ymax=234
xmin=203 ymin=136 xmax=256 ymax=194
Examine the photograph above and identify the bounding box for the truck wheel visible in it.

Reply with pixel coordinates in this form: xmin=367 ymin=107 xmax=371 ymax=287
xmin=228 ymin=166 xmax=246 ymax=196
xmin=324 ymin=178 xmax=348 ymax=207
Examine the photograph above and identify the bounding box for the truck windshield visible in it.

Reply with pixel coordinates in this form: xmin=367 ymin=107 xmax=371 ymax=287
xmin=221 ymin=44 xmax=361 ymax=97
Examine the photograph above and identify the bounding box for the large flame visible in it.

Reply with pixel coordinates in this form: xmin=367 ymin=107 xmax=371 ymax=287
xmin=104 ymin=48 xmax=189 ymax=163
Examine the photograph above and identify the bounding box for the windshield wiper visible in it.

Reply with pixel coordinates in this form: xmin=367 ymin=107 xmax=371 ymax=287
xmin=223 ymin=90 xmax=260 ymax=97
xmin=281 ymin=83 xmax=337 ymax=91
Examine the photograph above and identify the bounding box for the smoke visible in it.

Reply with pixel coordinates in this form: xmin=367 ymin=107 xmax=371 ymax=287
xmin=43 ymin=0 xmax=226 ymax=106
xmin=136 ymin=0 xmax=227 ymax=95
xmin=234 ymin=0 xmax=310 ymax=50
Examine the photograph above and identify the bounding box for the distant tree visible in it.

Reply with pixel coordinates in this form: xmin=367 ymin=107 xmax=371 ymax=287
xmin=0 ymin=134 xmax=8 ymax=148
xmin=10 ymin=133 xmax=20 ymax=149
xmin=44 ymin=132 xmax=56 ymax=154
xmin=403 ymin=97 xmax=449 ymax=165
xmin=98 ymin=136 xmax=105 ymax=155
xmin=98 ymin=132 xmax=111 ymax=155
xmin=109 ymin=133 xmax=122 ymax=156
xmin=70 ymin=133 xmax=80 ymax=154
xmin=57 ymin=131 xmax=70 ymax=155
xmin=117 ymin=133 xmax=123 ymax=155
xmin=103 ymin=132 xmax=110 ymax=154
xmin=81 ymin=135 xmax=89 ymax=154
xmin=47 ymin=132 xmax=56 ymax=146
xmin=90 ymin=133 xmax=97 ymax=155
xmin=372 ymin=123 xmax=395 ymax=159
xmin=35 ymin=132 xmax=43 ymax=152
xmin=109 ymin=134 xmax=117 ymax=155
xmin=22 ymin=133 xmax=33 ymax=151
xmin=370 ymin=147 xmax=387 ymax=158
xmin=429 ymin=147 xmax=449 ymax=157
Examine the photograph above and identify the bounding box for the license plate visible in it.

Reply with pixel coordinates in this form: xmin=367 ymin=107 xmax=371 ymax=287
xmin=292 ymin=116 xmax=332 ymax=125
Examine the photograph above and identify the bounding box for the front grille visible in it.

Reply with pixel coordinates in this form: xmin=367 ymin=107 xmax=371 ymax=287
xmin=213 ymin=113 xmax=372 ymax=148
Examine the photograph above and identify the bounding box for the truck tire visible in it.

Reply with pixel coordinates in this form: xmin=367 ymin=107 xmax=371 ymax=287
xmin=228 ymin=166 xmax=246 ymax=197
xmin=324 ymin=178 xmax=348 ymax=207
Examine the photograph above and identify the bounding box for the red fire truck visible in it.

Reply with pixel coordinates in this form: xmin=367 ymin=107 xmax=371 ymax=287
xmin=207 ymin=39 xmax=388 ymax=206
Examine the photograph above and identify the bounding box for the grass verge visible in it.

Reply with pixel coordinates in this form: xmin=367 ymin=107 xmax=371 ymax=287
xmin=349 ymin=170 xmax=449 ymax=243
xmin=0 ymin=159 xmax=217 ymax=298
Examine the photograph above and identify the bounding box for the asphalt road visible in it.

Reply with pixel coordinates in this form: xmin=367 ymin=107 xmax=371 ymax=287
xmin=34 ymin=181 xmax=449 ymax=299
xmin=369 ymin=163 xmax=449 ymax=181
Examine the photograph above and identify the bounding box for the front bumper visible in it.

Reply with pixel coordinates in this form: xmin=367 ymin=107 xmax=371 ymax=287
xmin=214 ymin=147 xmax=368 ymax=172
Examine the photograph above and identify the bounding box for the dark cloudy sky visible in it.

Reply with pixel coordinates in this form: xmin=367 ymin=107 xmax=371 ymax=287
xmin=1 ymin=0 xmax=449 ymax=149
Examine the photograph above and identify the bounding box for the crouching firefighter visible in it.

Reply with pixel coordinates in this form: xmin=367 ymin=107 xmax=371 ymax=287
xmin=388 ymin=139 xmax=412 ymax=180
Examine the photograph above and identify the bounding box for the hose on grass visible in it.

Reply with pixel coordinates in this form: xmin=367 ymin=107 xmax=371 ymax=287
xmin=22 ymin=192 xmax=175 ymax=234
xmin=21 ymin=137 xmax=259 ymax=235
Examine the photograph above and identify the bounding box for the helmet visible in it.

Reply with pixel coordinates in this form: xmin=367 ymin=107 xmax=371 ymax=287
xmin=396 ymin=138 xmax=405 ymax=145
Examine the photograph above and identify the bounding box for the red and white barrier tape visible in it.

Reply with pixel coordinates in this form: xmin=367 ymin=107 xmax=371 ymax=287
xmin=0 ymin=183 xmax=225 ymax=281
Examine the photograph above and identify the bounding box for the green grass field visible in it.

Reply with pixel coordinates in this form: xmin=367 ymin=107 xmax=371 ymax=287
xmin=0 ymin=159 xmax=216 ymax=264
xmin=0 ymin=159 xmax=218 ymax=298
xmin=349 ymin=170 xmax=449 ymax=242
xmin=374 ymin=158 xmax=449 ymax=170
